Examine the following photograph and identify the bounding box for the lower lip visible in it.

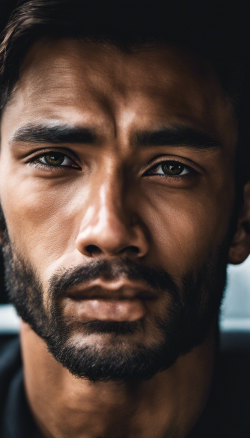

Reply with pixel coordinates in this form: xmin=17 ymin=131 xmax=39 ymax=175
xmin=63 ymin=298 xmax=147 ymax=322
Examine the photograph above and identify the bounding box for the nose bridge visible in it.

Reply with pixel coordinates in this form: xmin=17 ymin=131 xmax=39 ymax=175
xmin=90 ymin=159 xmax=128 ymax=221
xmin=93 ymin=174 xmax=126 ymax=231
xmin=91 ymin=163 xmax=132 ymax=234
xmin=76 ymin=164 xmax=149 ymax=258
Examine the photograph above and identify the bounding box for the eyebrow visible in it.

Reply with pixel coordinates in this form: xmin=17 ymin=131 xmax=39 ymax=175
xmin=10 ymin=123 xmax=221 ymax=151
xmin=136 ymin=125 xmax=221 ymax=150
xmin=10 ymin=124 xmax=96 ymax=144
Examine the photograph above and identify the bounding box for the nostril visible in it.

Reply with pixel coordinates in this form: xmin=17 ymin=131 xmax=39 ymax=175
xmin=85 ymin=244 xmax=140 ymax=257
xmin=85 ymin=245 xmax=102 ymax=256
xmin=130 ymin=246 xmax=140 ymax=254
xmin=121 ymin=246 xmax=140 ymax=256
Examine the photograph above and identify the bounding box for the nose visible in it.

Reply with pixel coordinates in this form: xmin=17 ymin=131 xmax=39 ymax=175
xmin=75 ymin=184 xmax=149 ymax=258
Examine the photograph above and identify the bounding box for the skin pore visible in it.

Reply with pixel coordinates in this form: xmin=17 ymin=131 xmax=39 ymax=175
xmin=0 ymin=39 xmax=249 ymax=438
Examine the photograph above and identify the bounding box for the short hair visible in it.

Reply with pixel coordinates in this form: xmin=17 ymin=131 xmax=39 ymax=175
xmin=0 ymin=0 xmax=249 ymax=192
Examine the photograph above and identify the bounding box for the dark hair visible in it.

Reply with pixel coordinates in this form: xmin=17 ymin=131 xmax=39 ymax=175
xmin=0 ymin=0 xmax=250 ymax=190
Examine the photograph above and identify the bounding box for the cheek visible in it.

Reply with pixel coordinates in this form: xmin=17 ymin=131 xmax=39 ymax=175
xmin=0 ymin=174 xmax=90 ymax=275
xmin=140 ymin=183 xmax=234 ymax=277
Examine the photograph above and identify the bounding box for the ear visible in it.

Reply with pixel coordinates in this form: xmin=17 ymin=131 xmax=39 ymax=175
xmin=229 ymin=181 xmax=250 ymax=264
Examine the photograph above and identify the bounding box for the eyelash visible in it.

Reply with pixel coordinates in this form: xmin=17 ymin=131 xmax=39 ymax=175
xmin=28 ymin=151 xmax=196 ymax=181
xmin=29 ymin=151 xmax=80 ymax=170
xmin=145 ymin=159 xmax=196 ymax=179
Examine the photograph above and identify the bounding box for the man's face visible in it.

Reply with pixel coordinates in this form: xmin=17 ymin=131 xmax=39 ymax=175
xmin=0 ymin=39 xmax=238 ymax=380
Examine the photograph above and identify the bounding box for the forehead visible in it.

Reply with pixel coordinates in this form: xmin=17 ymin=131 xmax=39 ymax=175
xmin=3 ymin=38 xmax=237 ymax=150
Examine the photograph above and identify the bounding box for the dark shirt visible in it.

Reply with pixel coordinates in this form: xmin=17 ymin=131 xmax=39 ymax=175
xmin=0 ymin=336 xmax=37 ymax=438
xmin=1 ymin=335 xmax=250 ymax=438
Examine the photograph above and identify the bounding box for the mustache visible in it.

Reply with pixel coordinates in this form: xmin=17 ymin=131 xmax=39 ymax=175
xmin=49 ymin=257 xmax=179 ymax=299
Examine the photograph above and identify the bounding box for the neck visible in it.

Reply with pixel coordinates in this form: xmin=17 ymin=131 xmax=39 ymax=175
xmin=20 ymin=321 xmax=217 ymax=438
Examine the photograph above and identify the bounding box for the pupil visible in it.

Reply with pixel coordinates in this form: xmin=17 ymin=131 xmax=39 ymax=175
xmin=45 ymin=153 xmax=64 ymax=166
xmin=162 ymin=162 xmax=183 ymax=175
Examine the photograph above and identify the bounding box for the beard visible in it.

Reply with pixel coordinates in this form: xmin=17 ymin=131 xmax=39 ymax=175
xmin=0 ymin=223 xmax=231 ymax=383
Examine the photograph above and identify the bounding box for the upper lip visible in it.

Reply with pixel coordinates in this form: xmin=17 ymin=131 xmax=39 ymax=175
xmin=66 ymin=279 xmax=157 ymax=300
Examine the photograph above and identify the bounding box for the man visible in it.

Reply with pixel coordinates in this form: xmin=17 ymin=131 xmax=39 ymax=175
xmin=0 ymin=0 xmax=250 ymax=437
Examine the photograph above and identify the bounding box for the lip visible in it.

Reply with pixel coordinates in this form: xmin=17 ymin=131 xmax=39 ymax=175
xmin=65 ymin=279 xmax=157 ymax=301
xmin=61 ymin=279 xmax=157 ymax=322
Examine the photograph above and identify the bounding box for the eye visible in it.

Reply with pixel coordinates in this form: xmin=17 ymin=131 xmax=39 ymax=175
xmin=30 ymin=151 xmax=79 ymax=169
xmin=149 ymin=160 xmax=193 ymax=177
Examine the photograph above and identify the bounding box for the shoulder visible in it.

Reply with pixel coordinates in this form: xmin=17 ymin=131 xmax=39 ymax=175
xmin=190 ymin=346 xmax=250 ymax=438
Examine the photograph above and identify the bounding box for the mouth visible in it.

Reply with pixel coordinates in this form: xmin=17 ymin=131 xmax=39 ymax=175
xmin=61 ymin=279 xmax=157 ymax=322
